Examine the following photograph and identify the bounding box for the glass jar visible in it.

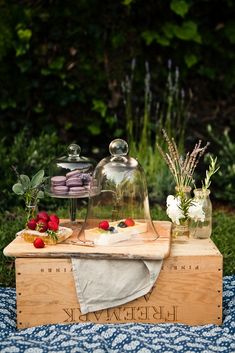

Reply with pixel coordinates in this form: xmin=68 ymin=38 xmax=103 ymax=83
xmin=25 ymin=200 xmax=38 ymax=223
xmin=172 ymin=220 xmax=190 ymax=242
xmin=191 ymin=188 xmax=212 ymax=239
xmin=171 ymin=186 xmax=191 ymax=242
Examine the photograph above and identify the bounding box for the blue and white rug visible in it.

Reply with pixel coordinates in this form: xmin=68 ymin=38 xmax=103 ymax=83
xmin=0 ymin=276 xmax=234 ymax=352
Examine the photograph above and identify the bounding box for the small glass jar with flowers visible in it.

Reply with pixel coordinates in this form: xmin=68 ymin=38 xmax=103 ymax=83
xmin=191 ymin=156 xmax=219 ymax=239
xmin=157 ymin=130 xmax=209 ymax=242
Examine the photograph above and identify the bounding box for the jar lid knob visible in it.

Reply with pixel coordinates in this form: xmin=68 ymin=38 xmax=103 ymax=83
xmin=109 ymin=139 xmax=129 ymax=156
xmin=67 ymin=144 xmax=81 ymax=158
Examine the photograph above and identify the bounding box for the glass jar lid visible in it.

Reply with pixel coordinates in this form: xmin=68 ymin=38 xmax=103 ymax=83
xmin=47 ymin=144 xmax=95 ymax=199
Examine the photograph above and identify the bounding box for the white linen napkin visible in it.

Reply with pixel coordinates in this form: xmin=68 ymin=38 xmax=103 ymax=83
xmin=71 ymin=258 xmax=163 ymax=314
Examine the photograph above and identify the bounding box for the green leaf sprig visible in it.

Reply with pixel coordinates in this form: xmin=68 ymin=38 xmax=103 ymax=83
xmin=202 ymin=156 xmax=220 ymax=191
xmin=46 ymin=229 xmax=59 ymax=242
xmin=12 ymin=167 xmax=47 ymax=221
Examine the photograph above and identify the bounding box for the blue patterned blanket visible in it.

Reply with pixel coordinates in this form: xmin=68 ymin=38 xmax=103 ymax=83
xmin=0 ymin=276 xmax=234 ymax=353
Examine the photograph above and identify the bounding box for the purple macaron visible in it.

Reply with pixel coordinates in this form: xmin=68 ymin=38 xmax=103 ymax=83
xmin=66 ymin=177 xmax=83 ymax=187
xmin=52 ymin=185 xmax=69 ymax=195
xmin=51 ymin=176 xmax=66 ymax=186
xmin=66 ymin=169 xmax=81 ymax=179
xmin=68 ymin=186 xmax=87 ymax=196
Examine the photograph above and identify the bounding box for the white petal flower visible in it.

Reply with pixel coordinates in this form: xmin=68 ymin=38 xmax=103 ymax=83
xmin=188 ymin=202 xmax=205 ymax=221
xmin=166 ymin=195 xmax=184 ymax=225
xmin=166 ymin=195 xmax=175 ymax=207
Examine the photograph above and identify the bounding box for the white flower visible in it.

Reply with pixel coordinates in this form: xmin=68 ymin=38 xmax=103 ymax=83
xmin=166 ymin=195 xmax=184 ymax=225
xmin=166 ymin=195 xmax=205 ymax=224
xmin=188 ymin=202 xmax=205 ymax=222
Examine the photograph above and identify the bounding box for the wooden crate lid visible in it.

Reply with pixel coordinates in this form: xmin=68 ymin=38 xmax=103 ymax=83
xmin=4 ymin=221 xmax=171 ymax=260
xmin=4 ymin=221 xmax=222 ymax=260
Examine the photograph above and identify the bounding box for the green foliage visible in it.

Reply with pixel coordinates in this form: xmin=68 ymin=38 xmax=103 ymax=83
xmin=207 ymin=127 xmax=235 ymax=204
xmin=12 ymin=169 xmax=46 ymax=222
xmin=201 ymin=156 xmax=220 ymax=191
xmin=212 ymin=211 xmax=235 ymax=275
xmin=0 ymin=0 xmax=234 ymax=151
xmin=91 ymin=99 xmax=119 ymax=136
xmin=0 ymin=209 xmax=25 ymax=287
xmin=123 ymin=63 xmax=189 ymax=203
xmin=170 ymin=0 xmax=190 ymax=17
xmin=0 ymin=129 xmax=65 ymax=211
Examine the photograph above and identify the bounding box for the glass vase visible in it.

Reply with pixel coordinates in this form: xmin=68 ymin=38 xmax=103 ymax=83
xmin=25 ymin=199 xmax=38 ymax=223
xmin=172 ymin=220 xmax=190 ymax=242
xmin=171 ymin=186 xmax=191 ymax=242
xmin=191 ymin=188 xmax=212 ymax=239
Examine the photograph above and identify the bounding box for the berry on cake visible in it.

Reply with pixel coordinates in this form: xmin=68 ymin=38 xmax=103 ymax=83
xmin=85 ymin=218 xmax=147 ymax=245
xmin=18 ymin=211 xmax=73 ymax=245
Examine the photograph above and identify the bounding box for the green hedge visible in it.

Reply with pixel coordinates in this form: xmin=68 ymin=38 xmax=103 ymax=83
xmin=0 ymin=0 xmax=235 ymax=146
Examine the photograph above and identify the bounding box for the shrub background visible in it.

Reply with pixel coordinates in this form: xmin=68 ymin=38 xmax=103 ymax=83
xmin=0 ymin=0 xmax=235 ymax=145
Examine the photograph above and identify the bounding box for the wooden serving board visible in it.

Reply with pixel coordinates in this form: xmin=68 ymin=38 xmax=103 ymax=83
xmin=4 ymin=221 xmax=171 ymax=260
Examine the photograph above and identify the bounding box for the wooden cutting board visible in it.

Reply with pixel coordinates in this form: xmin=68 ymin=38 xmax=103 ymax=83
xmin=4 ymin=221 xmax=171 ymax=260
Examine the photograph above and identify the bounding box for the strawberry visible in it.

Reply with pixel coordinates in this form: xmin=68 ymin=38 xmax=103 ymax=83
xmin=98 ymin=220 xmax=109 ymax=230
xmin=124 ymin=218 xmax=135 ymax=227
xmin=36 ymin=220 xmax=48 ymax=233
xmin=37 ymin=211 xmax=49 ymax=222
xmin=27 ymin=219 xmax=37 ymax=230
xmin=49 ymin=214 xmax=60 ymax=224
xmin=48 ymin=221 xmax=59 ymax=232
xmin=33 ymin=237 xmax=45 ymax=248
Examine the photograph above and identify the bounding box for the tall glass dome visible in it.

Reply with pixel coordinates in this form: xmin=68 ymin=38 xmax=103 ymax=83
xmin=79 ymin=139 xmax=159 ymax=246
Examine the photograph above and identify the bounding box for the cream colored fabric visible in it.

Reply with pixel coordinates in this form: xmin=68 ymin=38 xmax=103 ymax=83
xmin=72 ymin=258 xmax=163 ymax=314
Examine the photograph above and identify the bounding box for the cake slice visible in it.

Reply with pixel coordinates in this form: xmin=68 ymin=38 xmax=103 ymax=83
xmin=17 ymin=226 xmax=73 ymax=245
xmin=85 ymin=220 xmax=147 ymax=246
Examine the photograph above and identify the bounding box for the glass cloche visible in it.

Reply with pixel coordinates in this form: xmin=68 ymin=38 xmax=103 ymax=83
xmin=79 ymin=139 xmax=159 ymax=246
xmin=46 ymin=143 xmax=95 ymax=225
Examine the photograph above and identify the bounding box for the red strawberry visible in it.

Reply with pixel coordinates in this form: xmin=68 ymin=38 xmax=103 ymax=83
xmin=27 ymin=219 xmax=37 ymax=230
xmin=124 ymin=218 xmax=135 ymax=227
xmin=48 ymin=221 xmax=59 ymax=232
xmin=33 ymin=237 xmax=45 ymax=248
xmin=98 ymin=220 xmax=109 ymax=230
xmin=36 ymin=220 xmax=48 ymax=233
xmin=49 ymin=214 xmax=60 ymax=224
xmin=37 ymin=211 xmax=49 ymax=222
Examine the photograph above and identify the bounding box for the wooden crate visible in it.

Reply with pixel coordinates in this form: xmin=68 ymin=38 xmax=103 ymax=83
xmin=4 ymin=222 xmax=222 ymax=328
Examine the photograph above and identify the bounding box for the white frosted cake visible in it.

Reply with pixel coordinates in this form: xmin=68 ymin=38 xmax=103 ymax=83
xmin=85 ymin=220 xmax=147 ymax=246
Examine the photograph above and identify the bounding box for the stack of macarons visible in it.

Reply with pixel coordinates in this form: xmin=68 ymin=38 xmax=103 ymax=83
xmin=51 ymin=170 xmax=92 ymax=196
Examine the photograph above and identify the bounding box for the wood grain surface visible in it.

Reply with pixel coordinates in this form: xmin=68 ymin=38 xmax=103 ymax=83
xmin=4 ymin=221 xmax=172 ymax=260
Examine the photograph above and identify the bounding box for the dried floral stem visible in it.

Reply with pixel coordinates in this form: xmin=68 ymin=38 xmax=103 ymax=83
xmin=157 ymin=129 xmax=209 ymax=191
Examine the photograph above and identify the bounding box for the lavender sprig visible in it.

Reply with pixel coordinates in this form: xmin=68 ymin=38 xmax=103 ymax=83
xmin=157 ymin=129 xmax=209 ymax=191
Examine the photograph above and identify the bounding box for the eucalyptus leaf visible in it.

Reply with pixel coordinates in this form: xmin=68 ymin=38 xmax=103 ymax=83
xmin=12 ymin=183 xmax=24 ymax=195
xmin=20 ymin=174 xmax=30 ymax=191
xmin=37 ymin=190 xmax=44 ymax=199
xmin=30 ymin=170 xmax=45 ymax=188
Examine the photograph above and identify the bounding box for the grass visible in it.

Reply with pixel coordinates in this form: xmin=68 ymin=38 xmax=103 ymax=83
xmin=212 ymin=210 xmax=235 ymax=275
xmin=0 ymin=206 xmax=234 ymax=287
